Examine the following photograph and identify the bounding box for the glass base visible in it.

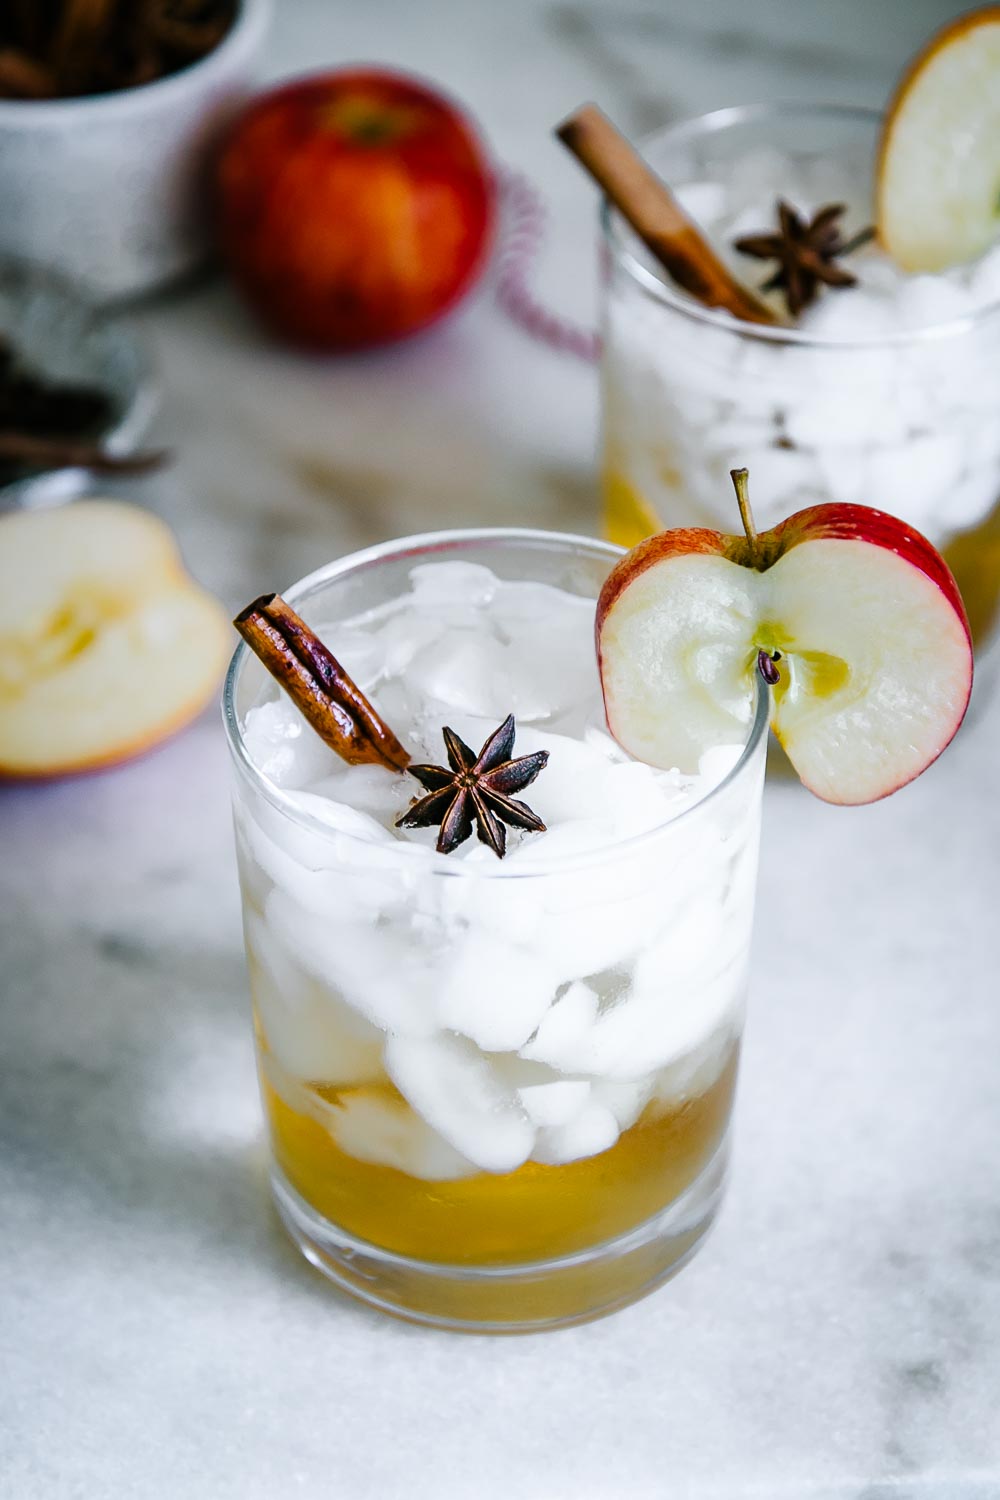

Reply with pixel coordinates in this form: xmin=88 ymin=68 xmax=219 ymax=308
xmin=270 ymin=1138 xmax=729 ymax=1334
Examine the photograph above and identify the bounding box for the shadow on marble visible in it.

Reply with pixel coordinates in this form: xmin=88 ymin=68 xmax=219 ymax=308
xmin=0 ymin=920 xmax=400 ymax=1332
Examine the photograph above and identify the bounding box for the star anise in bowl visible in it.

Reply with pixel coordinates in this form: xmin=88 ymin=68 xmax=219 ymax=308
xmin=397 ymin=714 xmax=549 ymax=858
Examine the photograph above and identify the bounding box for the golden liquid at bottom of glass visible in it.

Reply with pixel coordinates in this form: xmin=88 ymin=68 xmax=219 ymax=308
xmin=262 ymin=1052 xmax=737 ymax=1267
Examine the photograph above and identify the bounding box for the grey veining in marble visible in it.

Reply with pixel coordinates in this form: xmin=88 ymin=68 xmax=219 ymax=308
xmin=2 ymin=2 xmax=998 ymax=1497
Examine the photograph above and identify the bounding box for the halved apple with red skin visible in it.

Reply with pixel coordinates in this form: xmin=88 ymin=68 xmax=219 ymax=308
xmin=0 ymin=501 xmax=230 ymax=778
xmin=596 ymin=498 xmax=973 ymax=804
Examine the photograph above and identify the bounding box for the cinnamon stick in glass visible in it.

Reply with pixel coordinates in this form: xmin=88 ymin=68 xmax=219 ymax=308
xmin=557 ymin=103 xmax=776 ymax=326
xmin=234 ymin=593 xmax=411 ymax=773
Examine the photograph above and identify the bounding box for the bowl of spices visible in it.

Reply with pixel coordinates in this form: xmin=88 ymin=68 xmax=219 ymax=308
xmin=0 ymin=256 xmax=162 ymax=507
xmin=0 ymin=0 xmax=270 ymax=300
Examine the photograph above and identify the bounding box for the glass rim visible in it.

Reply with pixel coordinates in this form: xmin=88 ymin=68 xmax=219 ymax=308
xmin=222 ymin=526 xmax=770 ymax=879
xmin=601 ymin=100 xmax=1000 ymax=350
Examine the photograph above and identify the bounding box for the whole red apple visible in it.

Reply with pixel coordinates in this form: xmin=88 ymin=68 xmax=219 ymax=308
xmin=215 ymin=68 xmax=497 ymax=349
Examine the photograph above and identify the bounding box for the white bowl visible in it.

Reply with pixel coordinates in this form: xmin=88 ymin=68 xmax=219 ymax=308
xmin=0 ymin=0 xmax=271 ymax=301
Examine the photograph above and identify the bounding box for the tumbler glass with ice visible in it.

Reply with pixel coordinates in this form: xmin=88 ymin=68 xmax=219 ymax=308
xmin=601 ymin=104 xmax=1000 ymax=661
xmin=224 ymin=530 xmax=768 ymax=1331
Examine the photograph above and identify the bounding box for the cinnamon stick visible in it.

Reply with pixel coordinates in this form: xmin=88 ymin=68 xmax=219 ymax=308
xmin=0 ymin=432 xmax=168 ymax=474
xmin=556 ymin=104 xmax=776 ymax=326
xmin=234 ymin=594 xmax=411 ymax=773
xmin=50 ymin=0 xmax=114 ymax=94
xmin=0 ymin=47 xmax=57 ymax=98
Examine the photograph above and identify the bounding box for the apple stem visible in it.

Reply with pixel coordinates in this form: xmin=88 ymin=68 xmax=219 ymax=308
xmin=757 ymin=648 xmax=781 ymax=687
xmin=730 ymin=468 xmax=757 ymax=558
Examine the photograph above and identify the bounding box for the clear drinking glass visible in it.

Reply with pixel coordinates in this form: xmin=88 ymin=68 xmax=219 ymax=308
xmin=224 ymin=529 xmax=769 ymax=1332
xmin=601 ymin=104 xmax=1000 ymax=665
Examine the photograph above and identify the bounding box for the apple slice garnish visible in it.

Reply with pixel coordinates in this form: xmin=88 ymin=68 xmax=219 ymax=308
xmin=596 ymin=471 xmax=972 ymax=805
xmin=877 ymin=6 xmax=1000 ymax=272
xmin=0 ymin=500 xmax=230 ymax=778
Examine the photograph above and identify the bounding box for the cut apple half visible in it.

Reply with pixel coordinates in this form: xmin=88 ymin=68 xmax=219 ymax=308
xmin=596 ymin=472 xmax=973 ymax=805
xmin=0 ymin=500 xmax=231 ymax=777
xmin=877 ymin=6 xmax=1000 ymax=272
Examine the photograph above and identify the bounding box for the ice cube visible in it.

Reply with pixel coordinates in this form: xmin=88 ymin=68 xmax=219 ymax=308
xmin=894 ymin=274 xmax=976 ymax=332
xmin=673 ymin=180 xmax=728 ymax=227
xmin=262 ymin=813 xmax=407 ymax=925
xmin=510 ymin=817 xmax=620 ymax=863
xmin=316 ymin=623 xmax=386 ymax=688
xmin=939 ymin=468 xmax=999 ymax=532
xmin=588 ymin=955 xmax=747 ymax=1079
xmin=308 ymin=763 xmax=408 ymax=824
xmin=702 ymin=416 xmax=782 ymax=461
xmin=582 ymin=725 xmax=631 ymax=764
xmin=372 ymin=609 xmax=448 ymax=677
xmin=327 ymin=1088 xmax=478 ymax=1180
xmin=407 ymin=631 xmax=512 ymax=719
xmin=501 ymin=629 xmax=599 ymax=722
xmin=520 ymin=980 xmax=599 ymax=1067
xmin=532 ymin=1101 xmax=619 ymax=1165
xmin=370 ymin=676 xmax=424 ymax=752
xmin=652 ymin=1031 xmax=735 ymax=1109
xmin=863 ymin=432 xmax=966 ymax=529
xmin=727 ymin=197 xmax=802 ymax=243
xmin=489 ymin=582 xmax=598 ymax=721
xmin=239 ymin=806 xmax=362 ymax=920
xmin=243 ymin=699 xmax=341 ymax=788
xmin=854 ymin=252 xmax=904 ymax=296
xmin=605 ymin=760 xmax=691 ymax=834
xmin=385 ymin=1032 xmax=535 ymax=1172
xmin=970 ymin=244 xmax=1000 ymax=308
xmin=288 ymin=790 xmax=396 ymax=846
xmin=246 ymin=911 xmax=384 ymax=1085
xmin=814 ymin=444 xmax=868 ymax=507
xmin=408 ymin=561 xmax=498 ymax=606
xmin=439 ymin=865 xmax=543 ymax=950
xmin=697 ymin=742 xmax=745 ymax=791
xmin=591 ymin=1077 xmax=652 ymax=1132
xmin=435 ymin=933 xmax=559 ymax=1051
xmin=663 ymin=383 xmax=728 ymax=432
xmin=265 ymin=889 xmax=439 ymax=1038
xmin=725 ymin=148 xmax=798 ymax=215
xmin=798 ymin=287 xmax=897 ymax=343
xmin=517 ymin=1078 xmax=591 ymax=1129
xmin=500 ymin=580 xmax=590 ymax=626
xmin=503 ymin=833 xmax=677 ymax=978
xmin=726 ymin=444 xmax=818 ymax=519
xmin=800 ymin=157 xmax=866 ymax=219
xmin=515 ymin=727 xmax=686 ymax=842
xmin=409 ymin=711 xmax=506 ymax=770
xmin=634 ymin=895 xmax=738 ymax=986
xmin=242 ymin=791 xmax=408 ymax=926
xmin=490 ymin=1053 xmax=566 ymax=1089
xmin=782 ymin=375 xmax=890 ymax=450
xmin=508 ymin=730 xmax=610 ymax=825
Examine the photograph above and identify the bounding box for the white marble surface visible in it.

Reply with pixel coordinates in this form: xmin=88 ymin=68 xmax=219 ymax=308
xmin=3 ymin=2 xmax=1000 ymax=1495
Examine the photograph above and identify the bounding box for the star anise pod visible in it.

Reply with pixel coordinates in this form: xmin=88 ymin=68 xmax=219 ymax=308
xmin=397 ymin=714 xmax=549 ymax=858
xmin=734 ymin=200 xmax=874 ymax=319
